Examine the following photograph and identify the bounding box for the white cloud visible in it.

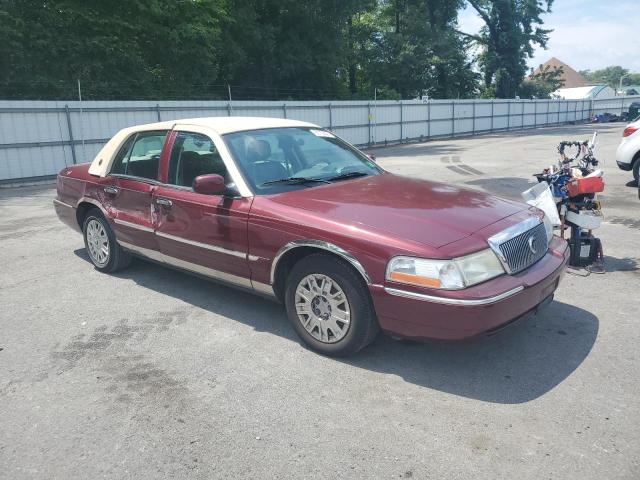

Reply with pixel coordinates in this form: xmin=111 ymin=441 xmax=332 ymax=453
xmin=530 ymin=16 xmax=640 ymax=72
xmin=458 ymin=1 xmax=640 ymax=73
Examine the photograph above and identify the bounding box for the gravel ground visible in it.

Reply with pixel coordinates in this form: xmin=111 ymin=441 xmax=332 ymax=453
xmin=1 ymin=123 xmax=638 ymax=479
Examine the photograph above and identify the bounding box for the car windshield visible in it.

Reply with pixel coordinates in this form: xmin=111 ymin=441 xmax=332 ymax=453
xmin=223 ymin=127 xmax=381 ymax=194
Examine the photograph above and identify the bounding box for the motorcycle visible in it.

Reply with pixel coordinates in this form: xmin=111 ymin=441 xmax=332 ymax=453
xmin=523 ymin=133 xmax=605 ymax=269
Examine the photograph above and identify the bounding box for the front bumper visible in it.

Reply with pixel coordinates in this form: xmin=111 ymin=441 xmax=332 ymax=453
xmin=369 ymin=236 xmax=569 ymax=341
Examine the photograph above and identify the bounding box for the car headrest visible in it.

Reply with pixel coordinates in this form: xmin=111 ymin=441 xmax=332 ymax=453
xmin=246 ymin=139 xmax=271 ymax=163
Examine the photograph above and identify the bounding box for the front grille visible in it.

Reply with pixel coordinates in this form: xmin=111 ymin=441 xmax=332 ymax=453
xmin=497 ymin=223 xmax=547 ymax=274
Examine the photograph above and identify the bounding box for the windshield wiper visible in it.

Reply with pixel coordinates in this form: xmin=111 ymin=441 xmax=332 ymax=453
xmin=326 ymin=171 xmax=369 ymax=182
xmin=261 ymin=176 xmax=331 ymax=186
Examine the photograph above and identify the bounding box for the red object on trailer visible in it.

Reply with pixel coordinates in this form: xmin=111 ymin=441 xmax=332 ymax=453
xmin=565 ymin=176 xmax=605 ymax=197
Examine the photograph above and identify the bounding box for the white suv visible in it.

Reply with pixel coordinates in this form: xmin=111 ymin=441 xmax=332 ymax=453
xmin=616 ymin=118 xmax=640 ymax=183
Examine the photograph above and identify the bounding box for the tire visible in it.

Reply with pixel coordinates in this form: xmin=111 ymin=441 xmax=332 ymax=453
xmin=82 ymin=209 xmax=131 ymax=273
xmin=633 ymin=157 xmax=640 ymax=185
xmin=284 ymin=253 xmax=379 ymax=356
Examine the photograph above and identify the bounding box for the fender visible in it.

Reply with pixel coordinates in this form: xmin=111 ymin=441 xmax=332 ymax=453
xmin=76 ymin=196 xmax=111 ymax=221
xmin=270 ymin=239 xmax=372 ymax=286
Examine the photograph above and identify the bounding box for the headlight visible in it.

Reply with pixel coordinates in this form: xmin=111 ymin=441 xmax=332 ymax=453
xmin=542 ymin=214 xmax=554 ymax=243
xmin=386 ymin=249 xmax=505 ymax=290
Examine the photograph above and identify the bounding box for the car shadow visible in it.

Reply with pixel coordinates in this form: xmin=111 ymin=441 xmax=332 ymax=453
xmin=347 ymin=299 xmax=598 ymax=404
xmin=74 ymin=249 xmax=598 ymax=405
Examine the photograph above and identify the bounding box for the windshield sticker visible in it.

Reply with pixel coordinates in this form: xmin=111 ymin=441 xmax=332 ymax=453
xmin=310 ymin=129 xmax=336 ymax=138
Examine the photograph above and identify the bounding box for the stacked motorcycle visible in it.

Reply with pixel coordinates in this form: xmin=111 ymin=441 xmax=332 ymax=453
xmin=522 ymin=133 xmax=605 ymax=270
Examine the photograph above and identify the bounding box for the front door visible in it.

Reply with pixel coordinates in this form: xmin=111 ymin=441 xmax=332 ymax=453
xmin=153 ymin=130 xmax=253 ymax=286
xmin=106 ymin=130 xmax=168 ymax=251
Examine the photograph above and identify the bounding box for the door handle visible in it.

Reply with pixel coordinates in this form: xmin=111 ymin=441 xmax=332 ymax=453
xmin=156 ymin=198 xmax=173 ymax=208
xmin=103 ymin=186 xmax=119 ymax=195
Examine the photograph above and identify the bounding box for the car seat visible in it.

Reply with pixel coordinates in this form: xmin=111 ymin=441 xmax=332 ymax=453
xmin=245 ymin=139 xmax=286 ymax=185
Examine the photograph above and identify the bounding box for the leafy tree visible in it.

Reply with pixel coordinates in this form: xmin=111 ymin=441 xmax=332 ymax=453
xmin=579 ymin=66 xmax=640 ymax=90
xmin=0 ymin=0 xmax=226 ymax=99
xmin=366 ymin=0 xmax=479 ymax=99
xmin=460 ymin=0 xmax=553 ymax=98
xmin=0 ymin=0 xmax=480 ymax=100
xmin=518 ymin=64 xmax=563 ymax=98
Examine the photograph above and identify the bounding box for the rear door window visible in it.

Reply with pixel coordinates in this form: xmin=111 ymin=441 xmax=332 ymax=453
xmin=110 ymin=131 xmax=167 ymax=180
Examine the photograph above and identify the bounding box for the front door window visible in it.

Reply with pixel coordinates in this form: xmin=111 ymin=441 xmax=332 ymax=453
xmin=167 ymin=131 xmax=230 ymax=188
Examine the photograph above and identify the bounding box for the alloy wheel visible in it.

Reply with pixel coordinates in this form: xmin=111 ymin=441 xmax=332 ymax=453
xmin=294 ymin=273 xmax=351 ymax=343
xmin=86 ymin=218 xmax=110 ymax=267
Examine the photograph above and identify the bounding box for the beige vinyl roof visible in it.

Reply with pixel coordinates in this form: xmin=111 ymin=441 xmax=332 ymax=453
xmin=87 ymin=117 xmax=319 ymax=177
xmin=125 ymin=116 xmax=318 ymax=135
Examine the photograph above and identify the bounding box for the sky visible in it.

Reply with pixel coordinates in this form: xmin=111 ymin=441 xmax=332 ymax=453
xmin=458 ymin=0 xmax=640 ymax=74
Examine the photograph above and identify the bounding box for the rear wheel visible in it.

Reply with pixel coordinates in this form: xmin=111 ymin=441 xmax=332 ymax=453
xmin=284 ymin=253 xmax=378 ymax=356
xmin=82 ymin=209 xmax=131 ymax=273
xmin=633 ymin=157 xmax=640 ymax=184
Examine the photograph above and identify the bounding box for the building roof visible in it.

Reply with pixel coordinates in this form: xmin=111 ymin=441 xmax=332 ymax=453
xmin=531 ymin=57 xmax=587 ymax=88
xmin=553 ymin=85 xmax=614 ymax=99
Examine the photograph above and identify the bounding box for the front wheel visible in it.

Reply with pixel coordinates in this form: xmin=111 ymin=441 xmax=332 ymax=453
xmin=284 ymin=253 xmax=379 ymax=356
xmin=82 ymin=210 xmax=131 ymax=273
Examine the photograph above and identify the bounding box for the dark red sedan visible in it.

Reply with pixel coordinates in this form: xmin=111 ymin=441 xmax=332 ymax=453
xmin=54 ymin=117 xmax=569 ymax=356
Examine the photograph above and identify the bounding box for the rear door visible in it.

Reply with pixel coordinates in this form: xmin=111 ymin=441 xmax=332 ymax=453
xmin=153 ymin=129 xmax=253 ymax=285
xmin=106 ymin=130 xmax=168 ymax=251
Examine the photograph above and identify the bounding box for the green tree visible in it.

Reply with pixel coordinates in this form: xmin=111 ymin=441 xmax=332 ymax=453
xmin=518 ymin=64 xmax=563 ymax=98
xmin=0 ymin=0 xmax=225 ymax=99
xmin=366 ymin=0 xmax=479 ymax=99
xmin=579 ymin=66 xmax=640 ymax=90
xmin=218 ymin=0 xmax=374 ymax=99
xmin=1 ymin=0 xmax=479 ymax=100
xmin=460 ymin=0 xmax=553 ymax=98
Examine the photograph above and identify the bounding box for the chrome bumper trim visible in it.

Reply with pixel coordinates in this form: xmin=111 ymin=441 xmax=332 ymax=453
xmin=53 ymin=198 xmax=75 ymax=209
xmin=270 ymin=239 xmax=371 ymax=285
xmin=156 ymin=231 xmax=247 ymax=259
xmin=114 ymin=218 xmax=154 ymax=233
xmin=119 ymin=241 xmax=254 ymax=290
xmin=252 ymin=280 xmax=276 ymax=297
xmin=384 ymin=285 xmax=524 ymax=306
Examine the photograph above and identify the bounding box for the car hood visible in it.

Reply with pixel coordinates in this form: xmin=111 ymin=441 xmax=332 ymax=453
xmin=266 ymin=173 xmax=530 ymax=249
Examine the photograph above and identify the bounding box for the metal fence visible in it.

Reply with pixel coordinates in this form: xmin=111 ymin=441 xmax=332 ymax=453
xmin=1 ymin=96 xmax=636 ymax=183
xmin=591 ymin=95 xmax=640 ymax=117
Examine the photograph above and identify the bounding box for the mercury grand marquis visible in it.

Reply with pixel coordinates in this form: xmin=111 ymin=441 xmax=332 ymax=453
xmin=54 ymin=117 xmax=569 ymax=356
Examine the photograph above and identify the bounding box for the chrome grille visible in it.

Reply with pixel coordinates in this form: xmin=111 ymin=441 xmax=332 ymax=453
xmin=495 ymin=222 xmax=547 ymax=274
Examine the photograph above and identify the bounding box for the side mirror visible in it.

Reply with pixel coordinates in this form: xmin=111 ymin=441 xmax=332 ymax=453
xmin=193 ymin=174 xmax=225 ymax=195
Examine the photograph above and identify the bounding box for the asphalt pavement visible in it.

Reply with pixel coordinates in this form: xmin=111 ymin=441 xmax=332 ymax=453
xmin=1 ymin=122 xmax=638 ymax=479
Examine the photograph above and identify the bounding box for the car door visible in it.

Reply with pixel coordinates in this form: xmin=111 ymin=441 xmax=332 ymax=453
xmin=105 ymin=129 xmax=168 ymax=251
xmin=153 ymin=129 xmax=253 ymax=286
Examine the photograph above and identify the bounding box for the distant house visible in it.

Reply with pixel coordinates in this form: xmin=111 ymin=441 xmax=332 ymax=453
xmin=530 ymin=57 xmax=587 ymax=88
xmin=553 ymin=85 xmax=616 ymax=100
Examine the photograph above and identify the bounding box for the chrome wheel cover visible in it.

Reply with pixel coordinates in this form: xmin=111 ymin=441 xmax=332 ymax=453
xmin=295 ymin=273 xmax=351 ymax=343
xmin=86 ymin=219 xmax=110 ymax=267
